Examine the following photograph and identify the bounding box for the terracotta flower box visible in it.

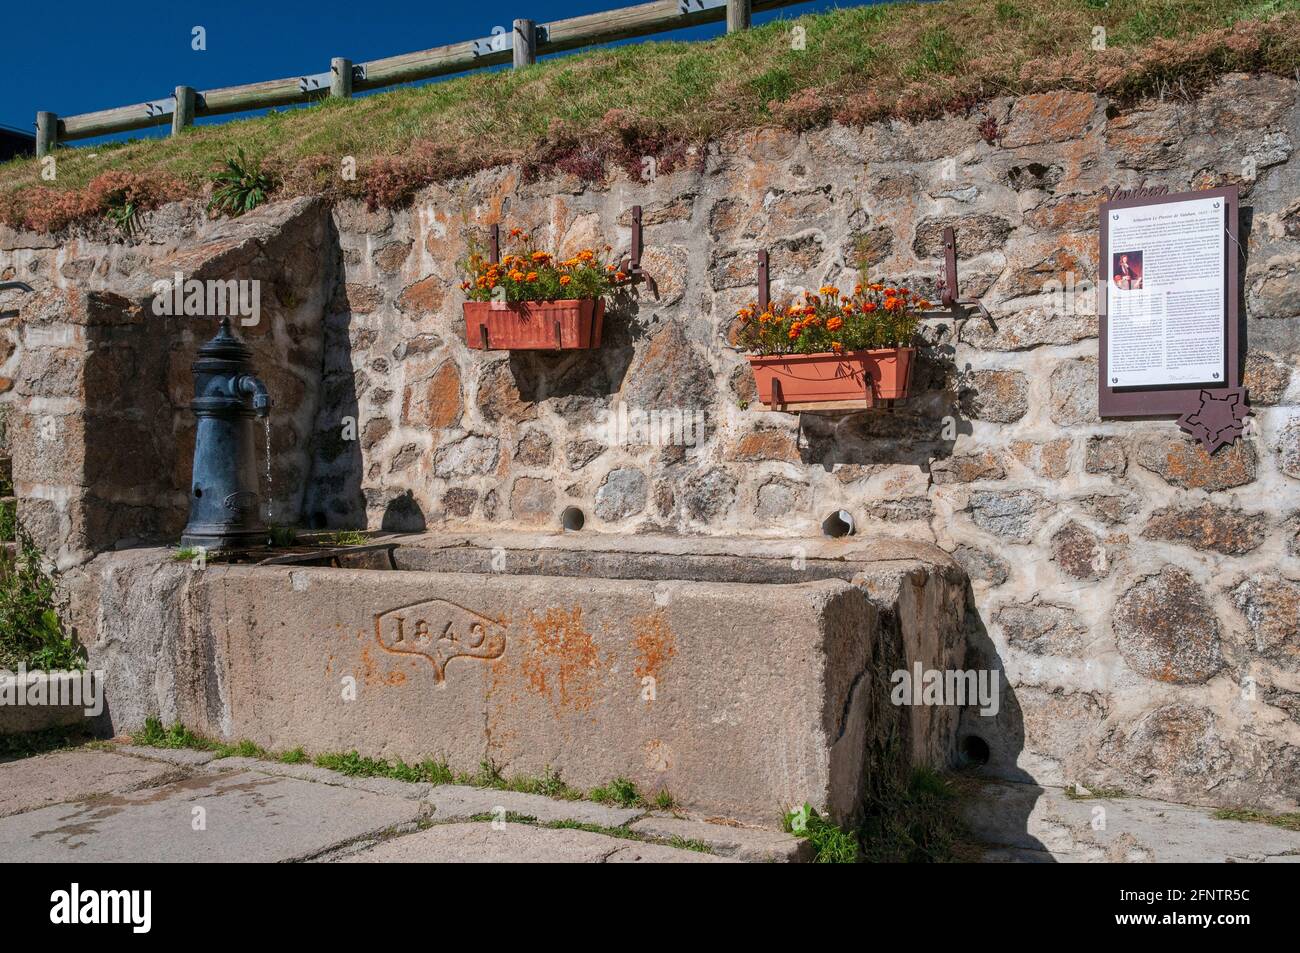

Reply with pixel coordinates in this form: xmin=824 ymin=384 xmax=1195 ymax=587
xmin=463 ymin=299 xmax=604 ymax=351
xmin=747 ymin=347 xmax=916 ymax=410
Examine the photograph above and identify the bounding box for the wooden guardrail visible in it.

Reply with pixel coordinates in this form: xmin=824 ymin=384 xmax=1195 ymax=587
xmin=35 ymin=0 xmax=810 ymax=157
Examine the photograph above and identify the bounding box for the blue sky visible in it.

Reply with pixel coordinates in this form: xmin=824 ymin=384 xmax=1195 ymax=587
xmin=1 ymin=0 xmax=856 ymax=144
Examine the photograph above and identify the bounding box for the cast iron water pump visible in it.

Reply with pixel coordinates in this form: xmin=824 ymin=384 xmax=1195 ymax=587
xmin=180 ymin=318 xmax=272 ymax=550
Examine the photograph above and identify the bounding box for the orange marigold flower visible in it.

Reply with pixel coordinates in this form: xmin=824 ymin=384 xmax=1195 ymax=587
xmin=862 ymin=302 xmax=877 ymax=312
xmin=509 ymin=270 xmax=525 ymax=282
xmin=826 ymin=316 xmax=844 ymax=331
xmin=760 ymin=311 xmax=775 ymax=323
xmin=918 ymin=298 xmax=931 ymax=309
xmin=830 ymin=341 xmax=844 ymax=354
xmin=508 ymin=227 xmax=524 ymax=238
xmin=531 ymin=251 xmax=550 ymax=262
xmin=615 ymin=272 xmax=628 ymax=282
xmin=788 ymin=327 xmax=801 ymax=340
xmin=559 ymin=275 xmax=572 ymax=286
xmin=525 ymin=271 xmax=539 ymax=282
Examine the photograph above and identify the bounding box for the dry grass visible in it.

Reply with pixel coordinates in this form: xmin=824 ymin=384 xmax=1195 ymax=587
xmin=2 ymin=0 xmax=1297 ymax=228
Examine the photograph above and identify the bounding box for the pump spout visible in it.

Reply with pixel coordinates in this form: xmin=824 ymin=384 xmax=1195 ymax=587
xmin=237 ymin=375 xmax=272 ymax=417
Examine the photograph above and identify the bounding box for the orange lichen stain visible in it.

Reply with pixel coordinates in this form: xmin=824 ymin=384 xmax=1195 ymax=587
xmin=631 ymin=610 xmax=677 ymax=684
xmin=520 ymin=606 xmax=602 ymax=714
xmin=359 ymin=644 xmax=406 ymax=687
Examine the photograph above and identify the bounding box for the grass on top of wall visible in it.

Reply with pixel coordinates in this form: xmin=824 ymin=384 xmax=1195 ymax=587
xmin=0 ymin=0 xmax=1297 ymax=228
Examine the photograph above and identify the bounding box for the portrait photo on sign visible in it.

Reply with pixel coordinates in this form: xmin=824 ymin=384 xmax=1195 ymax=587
xmin=1112 ymin=250 xmax=1143 ymax=290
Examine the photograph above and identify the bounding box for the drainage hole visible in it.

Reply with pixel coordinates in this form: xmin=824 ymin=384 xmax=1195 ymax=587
xmin=193 ymin=486 xmax=203 ymax=498
xmin=960 ymin=735 xmax=991 ymax=767
xmin=821 ymin=509 xmax=855 ymax=538
xmin=561 ymin=506 xmax=585 ymax=531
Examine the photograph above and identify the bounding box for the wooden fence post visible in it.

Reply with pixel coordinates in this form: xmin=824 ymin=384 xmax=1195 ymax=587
xmin=172 ymin=86 xmax=196 ymax=135
xmin=727 ymin=0 xmax=751 ymax=33
xmin=36 ymin=112 xmax=57 ymax=158
xmin=513 ymin=19 xmax=537 ymax=68
xmin=330 ymin=57 xmax=353 ymax=98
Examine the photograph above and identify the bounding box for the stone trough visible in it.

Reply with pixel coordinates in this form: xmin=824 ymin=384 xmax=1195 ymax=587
xmin=67 ymin=532 xmax=970 ymax=826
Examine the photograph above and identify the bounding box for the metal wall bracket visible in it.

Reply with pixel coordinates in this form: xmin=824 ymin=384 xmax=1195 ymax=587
xmin=757 ymin=250 xmax=770 ymax=311
xmin=939 ymin=226 xmax=992 ymax=325
xmin=298 ymin=71 xmax=333 ymax=93
xmin=473 ymin=31 xmax=514 ymax=57
xmin=616 ymin=205 xmax=657 ymax=295
xmin=352 ymin=64 xmax=367 ymax=83
xmin=144 ymin=98 xmax=176 ymax=119
xmin=679 ymin=0 xmax=727 ymax=13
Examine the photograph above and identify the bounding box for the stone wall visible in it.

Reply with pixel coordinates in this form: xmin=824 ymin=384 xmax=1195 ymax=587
xmin=3 ymin=72 xmax=1299 ymax=809
xmin=1 ymin=198 xmax=334 ymax=566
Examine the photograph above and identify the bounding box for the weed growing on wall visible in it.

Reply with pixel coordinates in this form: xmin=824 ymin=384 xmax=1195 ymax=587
xmin=208 ymin=148 xmax=277 ymax=218
xmin=0 ymin=527 xmax=81 ymax=672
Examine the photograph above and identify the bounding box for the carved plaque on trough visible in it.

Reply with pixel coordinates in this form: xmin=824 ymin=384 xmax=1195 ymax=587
xmin=374 ymin=599 xmax=505 ymax=683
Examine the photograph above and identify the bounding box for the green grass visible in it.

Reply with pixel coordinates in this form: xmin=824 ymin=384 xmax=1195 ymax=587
xmin=267 ymin=525 xmax=297 ymax=547
xmin=469 ymin=813 xmax=714 ymax=854
xmin=1 ymin=0 xmax=1294 ymax=219
xmin=319 ymin=530 xmax=368 ymax=547
xmin=131 ymin=717 xmax=212 ymax=750
xmin=1213 ymin=807 xmax=1300 ymax=832
xmin=171 ymin=546 xmax=202 ymax=562
xmin=856 ymin=766 xmax=983 ymax=863
xmin=0 ymin=499 xmax=15 ymax=543
xmin=313 ymin=749 xmax=455 ymax=784
xmin=1064 ymin=783 xmax=1129 ymax=800
xmin=126 ymin=726 xmax=679 ymax=823
xmin=589 ymin=776 xmax=644 ymax=809
xmin=784 ymin=804 xmax=860 ymax=863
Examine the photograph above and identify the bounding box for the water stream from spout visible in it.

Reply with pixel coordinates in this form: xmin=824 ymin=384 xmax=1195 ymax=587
xmin=263 ymin=417 xmax=274 ymax=524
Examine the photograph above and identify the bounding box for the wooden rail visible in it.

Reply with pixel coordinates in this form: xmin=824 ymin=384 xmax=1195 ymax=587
xmin=35 ymin=0 xmax=811 ymax=157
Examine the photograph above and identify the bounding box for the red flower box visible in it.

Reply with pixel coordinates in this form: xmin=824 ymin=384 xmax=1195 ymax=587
xmin=463 ymin=299 xmax=604 ymax=351
xmin=747 ymin=348 xmax=916 ymax=410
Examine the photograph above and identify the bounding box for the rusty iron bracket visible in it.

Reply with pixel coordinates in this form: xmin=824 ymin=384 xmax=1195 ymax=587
xmin=936 ymin=225 xmax=992 ymax=330
xmin=616 ymin=205 xmax=657 ymax=297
